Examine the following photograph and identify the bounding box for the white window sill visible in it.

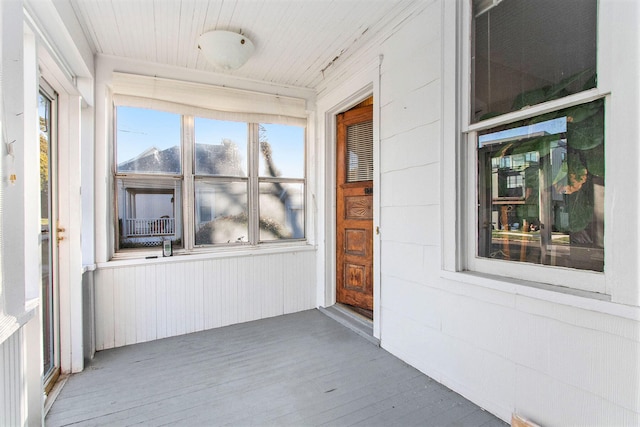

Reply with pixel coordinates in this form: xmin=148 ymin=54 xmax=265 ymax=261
xmin=99 ymin=242 xmax=317 ymax=269
xmin=440 ymin=270 xmax=640 ymax=322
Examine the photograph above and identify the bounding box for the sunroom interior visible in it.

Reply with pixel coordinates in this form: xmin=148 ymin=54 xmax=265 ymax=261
xmin=1 ymin=0 xmax=639 ymax=426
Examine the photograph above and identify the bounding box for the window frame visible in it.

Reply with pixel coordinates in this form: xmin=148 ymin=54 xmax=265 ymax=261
xmin=113 ymin=109 xmax=185 ymax=252
xmin=457 ymin=0 xmax=608 ymax=295
xmin=113 ymin=107 xmax=307 ymax=257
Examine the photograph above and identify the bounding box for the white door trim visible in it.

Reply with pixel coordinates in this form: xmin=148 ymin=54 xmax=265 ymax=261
xmin=320 ymin=73 xmax=381 ymax=339
xmin=39 ymin=45 xmax=85 ymax=375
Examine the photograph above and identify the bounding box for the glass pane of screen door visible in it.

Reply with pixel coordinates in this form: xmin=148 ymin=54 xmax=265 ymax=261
xmin=39 ymin=86 xmax=57 ymax=385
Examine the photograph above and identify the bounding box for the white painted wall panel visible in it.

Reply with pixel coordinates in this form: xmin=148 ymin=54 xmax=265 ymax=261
xmin=382 ymin=164 xmax=439 ymax=207
xmin=380 ymin=242 xmax=426 ymax=285
xmin=380 ymin=122 xmax=440 ymax=174
xmin=379 ymin=81 xmax=441 ymax=140
xmin=0 ymin=329 xmax=25 ymax=426
xmin=381 ymin=205 xmax=440 ymax=246
xmin=515 ymin=363 xmax=638 ymax=426
xmin=283 ymin=251 xmax=315 ymax=314
xmin=317 ymin=0 xmax=640 ymax=424
xmin=95 ymin=250 xmax=316 ymax=351
xmin=548 ymin=321 xmax=640 ymax=412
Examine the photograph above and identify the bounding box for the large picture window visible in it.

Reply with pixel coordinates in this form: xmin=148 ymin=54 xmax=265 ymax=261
xmin=115 ymin=107 xmax=306 ymax=253
xmin=467 ymin=0 xmax=604 ymax=283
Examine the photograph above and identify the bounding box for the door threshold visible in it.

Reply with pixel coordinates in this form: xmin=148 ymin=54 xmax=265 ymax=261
xmin=318 ymin=304 xmax=379 ymax=346
xmin=44 ymin=373 xmax=69 ymax=416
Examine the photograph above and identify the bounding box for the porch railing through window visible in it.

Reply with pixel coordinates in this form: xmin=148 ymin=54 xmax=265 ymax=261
xmin=124 ymin=217 xmax=175 ymax=237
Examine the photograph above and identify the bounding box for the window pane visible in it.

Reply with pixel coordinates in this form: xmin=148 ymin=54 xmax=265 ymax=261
xmin=194 ymin=181 xmax=248 ymax=245
xmin=346 ymin=120 xmax=373 ymax=182
xmin=259 ymin=124 xmax=305 ymax=179
xmin=116 ymin=107 xmax=182 ymax=174
xmin=195 ymin=118 xmax=247 ymax=176
xmin=477 ymin=99 xmax=604 ymax=272
xmin=472 ymin=0 xmax=597 ymax=123
xmin=259 ymin=182 xmax=305 ymax=241
xmin=116 ymin=178 xmax=182 ymax=249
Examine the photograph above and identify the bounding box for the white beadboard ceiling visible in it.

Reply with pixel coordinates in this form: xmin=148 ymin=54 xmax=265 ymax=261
xmin=69 ymin=0 xmax=423 ymax=90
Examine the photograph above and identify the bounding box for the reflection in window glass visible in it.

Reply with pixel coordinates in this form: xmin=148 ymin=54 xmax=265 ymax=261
xmin=477 ymin=99 xmax=604 ymax=272
xmin=472 ymin=0 xmax=597 ymax=122
xmin=195 ymin=118 xmax=247 ymax=176
xmin=259 ymin=124 xmax=305 ymax=178
xmin=194 ymin=181 xmax=248 ymax=245
xmin=116 ymin=107 xmax=182 ymax=174
xmin=116 ymin=178 xmax=182 ymax=249
xmin=259 ymin=182 xmax=305 ymax=241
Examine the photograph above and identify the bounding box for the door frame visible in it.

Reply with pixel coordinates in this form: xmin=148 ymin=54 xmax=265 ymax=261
xmin=322 ymin=81 xmax=381 ymax=338
xmin=38 ymin=41 xmax=86 ymax=376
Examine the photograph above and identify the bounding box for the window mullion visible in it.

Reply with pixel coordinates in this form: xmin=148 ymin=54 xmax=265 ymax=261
xmin=183 ymin=115 xmax=195 ymax=251
xmin=248 ymin=123 xmax=260 ymax=244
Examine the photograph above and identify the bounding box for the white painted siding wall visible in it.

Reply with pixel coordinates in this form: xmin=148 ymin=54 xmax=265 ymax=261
xmin=0 ymin=328 xmax=26 ymax=426
xmin=94 ymin=250 xmax=316 ymax=351
xmin=318 ymin=0 xmax=640 ymax=425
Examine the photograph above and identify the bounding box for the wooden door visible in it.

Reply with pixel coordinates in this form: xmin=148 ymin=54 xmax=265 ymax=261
xmin=336 ymin=105 xmax=374 ymax=311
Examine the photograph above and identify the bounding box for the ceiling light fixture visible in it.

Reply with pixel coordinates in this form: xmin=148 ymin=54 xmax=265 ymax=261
xmin=198 ymin=30 xmax=255 ymax=70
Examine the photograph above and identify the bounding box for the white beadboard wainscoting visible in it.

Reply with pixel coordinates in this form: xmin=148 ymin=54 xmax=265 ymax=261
xmin=0 ymin=328 xmax=26 ymax=426
xmin=94 ymin=250 xmax=316 ymax=351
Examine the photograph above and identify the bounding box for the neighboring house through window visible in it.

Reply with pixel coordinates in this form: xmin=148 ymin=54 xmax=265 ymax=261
xmin=463 ymin=0 xmax=604 ymax=292
xmin=115 ymin=107 xmax=306 ymax=253
xmin=116 ymin=108 xmax=183 ymax=250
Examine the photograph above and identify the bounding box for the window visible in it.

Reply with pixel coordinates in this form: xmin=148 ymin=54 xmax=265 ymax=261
xmin=465 ymin=0 xmax=604 ymax=288
xmin=477 ymin=100 xmax=604 ymax=272
xmin=258 ymin=124 xmax=305 ymax=242
xmin=472 ymin=0 xmax=597 ymax=123
xmin=193 ymin=118 xmax=248 ymax=245
xmin=115 ymin=108 xmax=306 ymax=252
xmin=115 ymin=107 xmax=183 ymax=250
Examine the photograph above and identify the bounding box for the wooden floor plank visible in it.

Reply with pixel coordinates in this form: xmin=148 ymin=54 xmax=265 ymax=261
xmin=46 ymin=309 xmax=507 ymax=427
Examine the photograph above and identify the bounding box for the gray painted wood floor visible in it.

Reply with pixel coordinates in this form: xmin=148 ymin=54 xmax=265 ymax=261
xmin=46 ymin=310 xmax=507 ymax=427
